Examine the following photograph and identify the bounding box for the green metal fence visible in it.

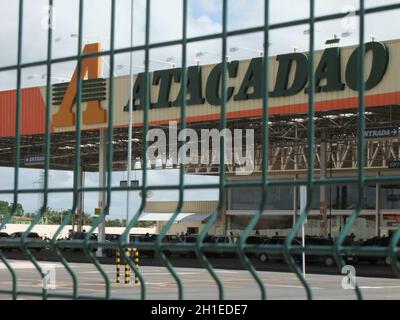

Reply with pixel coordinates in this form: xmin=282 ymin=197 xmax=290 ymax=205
xmin=0 ymin=0 xmax=400 ymax=300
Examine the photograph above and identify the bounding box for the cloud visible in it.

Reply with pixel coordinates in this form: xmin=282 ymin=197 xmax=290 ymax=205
xmin=2 ymin=0 xmax=400 ymax=88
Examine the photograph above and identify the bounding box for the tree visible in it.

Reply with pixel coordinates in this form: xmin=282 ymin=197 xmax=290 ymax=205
xmin=0 ymin=201 xmax=9 ymax=214
xmin=12 ymin=203 xmax=24 ymax=216
xmin=0 ymin=201 xmax=24 ymax=216
xmin=135 ymin=221 xmax=156 ymax=228
xmin=105 ymin=219 xmax=123 ymax=227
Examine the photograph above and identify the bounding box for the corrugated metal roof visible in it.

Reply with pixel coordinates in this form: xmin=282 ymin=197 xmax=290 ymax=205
xmin=0 ymin=87 xmax=49 ymax=137
xmin=144 ymin=200 xmax=218 ymax=214
xmin=138 ymin=212 xmax=210 ymax=222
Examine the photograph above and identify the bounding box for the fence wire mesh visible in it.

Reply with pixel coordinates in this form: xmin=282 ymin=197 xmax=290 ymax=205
xmin=0 ymin=0 xmax=400 ymax=300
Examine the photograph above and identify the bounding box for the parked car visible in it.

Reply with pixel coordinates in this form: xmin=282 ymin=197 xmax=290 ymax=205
xmin=167 ymin=234 xmax=215 ymax=258
xmin=99 ymin=233 xmax=132 ymax=258
xmin=165 ymin=235 xmax=180 ymax=243
xmin=9 ymin=232 xmax=42 ymax=252
xmin=356 ymin=236 xmax=398 ymax=266
xmin=258 ymin=237 xmax=302 ymax=263
xmin=0 ymin=232 xmax=9 ymax=238
xmin=61 ymin=232 xmax=97 ymax=253
xmin=0 ymin=232 xmax=10 ymax=252
xmin=213 ymin=235 xmax=236 ymax=258
xmin=105 ymin=234 xmax=120 ymax=242
xmin=202 ymin=235 xmax=219 ymax=258
xmin=130 ymin=234 xmax=158 ymax=258
xmin=105 ymin=234 xmax=178 ymax=258
xmin=244 ymin=236 xmax=266 ymax=258
xmin=302 ymin=236 xmax=336 ymax=267
xmin=177 ymin=235 xmax=199 ymax=258
xmin=131 ymin=234 xmax=174 ymax=258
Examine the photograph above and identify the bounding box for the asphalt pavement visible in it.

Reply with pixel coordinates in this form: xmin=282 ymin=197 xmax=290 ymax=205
xmin=1 ymin=260 xmax=400 ymax=300
xmin=2 ymin=250 xmax=398 ymax=279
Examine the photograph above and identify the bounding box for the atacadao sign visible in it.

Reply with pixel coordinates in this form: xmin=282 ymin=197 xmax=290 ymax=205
xmin=2 ymin=40 xmax=400 ymax=138
xmin=125 ymin=41 xmax=388 ymax=110
xmin=50 ymin=39 xmax=397 ymax=133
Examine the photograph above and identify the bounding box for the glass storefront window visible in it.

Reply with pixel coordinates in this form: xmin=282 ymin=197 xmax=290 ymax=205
xmin=229 ymin=181 xmax=377 ymax=211
xmin=328 ymin=185 xmax=376 ymax=210
xmin=380 ymin=185 xmax=400 ymax=209
xmin=229 ymin=183 xmax=294 ymax=210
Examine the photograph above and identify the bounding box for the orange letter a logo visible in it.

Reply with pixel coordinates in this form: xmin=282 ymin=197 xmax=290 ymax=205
xmin=52 ymin=43 xmax=107 ymax=128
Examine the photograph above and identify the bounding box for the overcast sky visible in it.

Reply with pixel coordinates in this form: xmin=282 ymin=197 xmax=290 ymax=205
xmin=1 ymin=0 xmax=400 ymax=218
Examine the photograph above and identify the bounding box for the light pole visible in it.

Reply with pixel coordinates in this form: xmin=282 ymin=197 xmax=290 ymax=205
xmin=126 ymin=0 xmax=135 ymax=242
xmin=148 ymin=58 xmax=176 ymax=68
xmin=229 ymin=46 xmax=264 ymax=57
xmin=102 ymin=60 xmax=121 ymax=77
xmin=69 ymin=33 xmax=109 ymax=45
xmin=27 ymin=74 xmax=69 ymax=83
xmin=166 ymin=56 xmax=180 ymax=67
xmin=55 ymin=34 xmax=110 ymax=77
xmin=117 ymin=63 xmax=154 ymax=73
xmin=302 ymin=29 xmax=352 ymax=47
xmin=33 ymin=172 xmax=51 ymax=221
xmin=195 ymin=51 xmax=230 ymax=63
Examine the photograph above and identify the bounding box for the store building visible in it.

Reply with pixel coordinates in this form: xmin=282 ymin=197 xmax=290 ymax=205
xmin=1 ymin=39 xmax=400 ymax=242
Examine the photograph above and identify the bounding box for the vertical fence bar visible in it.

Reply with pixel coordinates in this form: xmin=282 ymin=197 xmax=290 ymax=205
xmin=333 ymin=0 xmax=366 ymax=300
xmin=0 ymin=0 xmax=25 ymax=301
xmin=119 ymin=0 xmax=151 ymax=300
xmin=155 ymin=0 xmax=187 ymax=300
xmin=83 ymin=0 xmax=117 ymax=300
xmin=237 ymin=0 xmax=270 ymax=300
xmin=283 ymin=0 xmax=315 ymax=300
xmin=19 ymin=0 xmax=57 ymax=301
xmin=195 ymin=0 xmax=228 ymax=300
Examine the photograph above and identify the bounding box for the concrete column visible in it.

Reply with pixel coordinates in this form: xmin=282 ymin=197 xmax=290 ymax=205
xmin=227 ymin=214 xmax=232 ymax=235
xmin=96 ymin=129 xmax=107 ymax=257
xmin=293 ymin=174 xmax=300 ymax=237
xmin=293 ymin=183 xmax=298 ymax=225
xmin=222 ymin=187 xmax=231 ymax=236
xmin=376 ymin=172 xmax=381 ymax=236
xmin=320 ymin=132 xmax=328 ymax=237
xmin=77 ymin=167 xmax=84 ymax=233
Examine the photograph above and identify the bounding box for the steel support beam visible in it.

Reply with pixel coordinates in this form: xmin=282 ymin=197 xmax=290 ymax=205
xmin=96 ymin=129 xmax=107 ymax=257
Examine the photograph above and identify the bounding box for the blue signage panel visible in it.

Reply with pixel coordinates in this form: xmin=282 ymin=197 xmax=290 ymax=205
xmin=365 ymin=127 xmax=399 ymax=139
xmin=388 ymin=160 xmax=400 ymax=169
xmin=24 ymin=155 xmax=45 ymax=164
xmin=120 ymin=180 xmax=139 ymax=187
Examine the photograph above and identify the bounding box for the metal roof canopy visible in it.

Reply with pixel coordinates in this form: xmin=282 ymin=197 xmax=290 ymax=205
xmin=138 ymin=212 xmax=210 ymax=222
xmin=0 ymin=104 xmax=399 ymax=172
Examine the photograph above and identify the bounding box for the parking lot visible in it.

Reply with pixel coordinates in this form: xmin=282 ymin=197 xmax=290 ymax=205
xmin=1 ymin=233 xmax=400 ymax=300
xmin=1 ymin=259 xmax=400 ymax=300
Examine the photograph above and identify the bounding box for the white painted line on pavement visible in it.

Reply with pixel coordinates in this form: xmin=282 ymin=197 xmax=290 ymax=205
xmin=269 ymin=284 xmax=323 ymax=290
xmin=79 ymin=271 xmax=199 ymax=276
xmin=359 ymin=286 xmax=400 ymax=289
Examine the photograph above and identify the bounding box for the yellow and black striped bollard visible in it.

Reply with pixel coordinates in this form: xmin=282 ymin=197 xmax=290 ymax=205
xmin=134 ymin=248 xmax=139 ymax=284
xmin=124 ymin=248 xmax=131 ymax=284
xmin=115 ymin=249 xmax=120 ymax=284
